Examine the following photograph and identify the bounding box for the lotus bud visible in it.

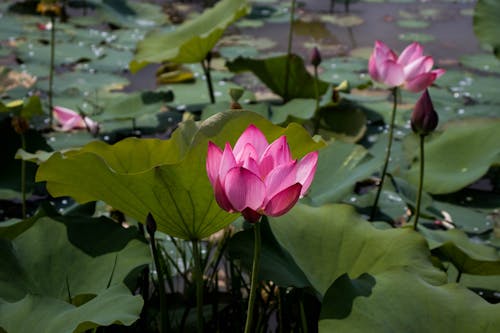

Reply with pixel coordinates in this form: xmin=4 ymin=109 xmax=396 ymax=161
xmin=229 ymin=88 xmax=244 ymax=110
xmin=411 ymin=89 xmax=438 ymax=136
xmin=310 ymin=47 xmax=322 ymax=67
xmin=146 ymin=213 xmax=157 ymax=236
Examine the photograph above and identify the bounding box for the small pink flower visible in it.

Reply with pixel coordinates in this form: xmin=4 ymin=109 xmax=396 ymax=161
xmin=206 ymin=124 xmax=318 ymax=223
xmin=368 ymin=40 xmax=445 ymax=92
xmin=53 ymin=106 xmax=99 ymax=133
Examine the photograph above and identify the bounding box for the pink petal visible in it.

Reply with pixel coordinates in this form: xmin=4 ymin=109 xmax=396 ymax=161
xmin=381 ymin=60 xmax=405 ymax=87
xmin=398 ymin=42 xmax=423 ymax=65
xmin=214 ymin=178 xmax=235 ymax=212
xmin=403 ymin=56 xmax=433 ymax=80
xmin=242 ymin=157 xmax=261 ymax=178
xmin=295 ymin=151 xmax=318 ymax=196
xmin=53 ymin=106 xmax=80 ymax=123
xmin=404 ymin=72 xmax=437 ymax=92
xmin=264 ymin=161 xmax=298 ymax=200
xmin=219 ymin=143 xmax=237 ymax=180
xmin=224 ymin=167 xmax=265 ymax=212
xmin=235 ymin=143 xmax=258 ymax=164
xmin=368 ymin=53 xmax=381 ymax=82
xmin=432 ymin=68 xmax=446 ymax=79
xmin=206 ymin=142 xmax=223 ymax=186
xmin=374 ymin=40 xmax=397 ymax=61
xmin=259 ymin=136 xmax=292 ymax=178
xmin=61 ymin=117 xmax=84 ymax=131
xmin=264 ymin=183 xmax=302 ymax=217
xmin=233 ymin=124 xmax=269 ymax=158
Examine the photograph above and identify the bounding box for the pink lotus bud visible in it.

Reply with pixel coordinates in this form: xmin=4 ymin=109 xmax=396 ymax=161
xmin=411 ymin=89 xmax=438 ymax=136
xmin=310 ymin=47 xmax=322 ymax=67
xmin=368 ymin=40 xmax=445 ymax=92
xmin=53 ymin=106 xmax=99 ymax=133
xmin=206 ymin=124 xmax=318 ymax=223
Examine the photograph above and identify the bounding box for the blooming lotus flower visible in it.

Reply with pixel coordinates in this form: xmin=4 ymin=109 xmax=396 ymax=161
xmin=411 ymin=89 xmax=438 ymax=136
xmin=368 ymin=40 xmax=445 ymax=92
xmin=206 ymin=124 xmax=318 ymax=223
xmin=53 ymin=106 xmax=99 ymax=133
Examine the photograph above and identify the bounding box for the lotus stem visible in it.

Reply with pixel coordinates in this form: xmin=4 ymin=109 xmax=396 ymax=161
xmin=192 ymin=239 xmax=204 ymax=333
xmin=413 ymin=134 xmax=425 ymax=231
xmin=149 ymin=231 xmax=169 ymax=332
xmin=20 ymin=133 xmax=27 ymax=219
xmin=244 ymin=221 xmax=261 ymax=333
xmin=370 ymin=87 xmax=398 ymax=221
xmin=48 ymin=15 xmax=55 ymax=128
xmin=299 ymin=294 xmax=308 ymax=333
xmin=201 ymin=52 xmax=215 ymax=104
xmin=313 ymin=65 xmax=320 ymax=134
xmin=283 ymin=0 xmax=296 ymax=102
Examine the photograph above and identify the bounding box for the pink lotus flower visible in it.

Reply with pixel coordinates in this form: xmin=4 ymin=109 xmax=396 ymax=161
xmin=53 ymin=106 xmax=99 ymax=133
xmin=206 ymin=124 xmax=318 ymax=223
xmin=368 ymin=40 xmax=445 ymax=92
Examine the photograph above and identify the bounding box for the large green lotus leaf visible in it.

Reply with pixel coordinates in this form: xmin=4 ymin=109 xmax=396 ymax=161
xmin=0 ymin=216 xmax=150 ymax=302
xmin=418 ymin=226 xmax=500 ymax=275
xmin=319 ymin=269 xmax=500 ymax=332
xmin=226 ymin=54 xmax=329 ymax=100
xmin=130 ymin=0 xmax=250 ymax=71
xmin=0 ymin=284 xmax=142 ymax=333
xmin=460 ymin=53 xmax=500 ymax=74
xmin=405 ymin=119 xmax=500 ymax=194
xmin=474 ymin=0 xmax=500 ymax=58
xmin=0 ymin=216 xmax=148 ymax=332
xmin=227 ymin=218 xmax=311 ymax=288
xmin=270 ymin=98 xmax=316 ymax=124
xmin=303 ymin=141 xmax=381 ymax=206
xmin=268 ymin=203 xmax=445 ymax=296
xmin=37 ymin=111 xmax=324 ymax=240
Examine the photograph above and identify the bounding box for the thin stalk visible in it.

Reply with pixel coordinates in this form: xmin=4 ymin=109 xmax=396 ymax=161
xmin=151 ymin=237 xmax=169 ymax=333
xmin=370 ymin=87 xmax=399 ymax=221
xmin=283 ymin=0 xmax=296 ymax=102
xmin=48 ymin=15 xmax=55 ymax=127
xmin=413 ymin=134 xmax=425 ymax=231
xmin=299 ymin=295 xmax=308 ymax=333
xmin=20 ymin=133 xmax=27 ymax=219
xmin=244 ymin=222 xmax=261 ymax=333
xmin=201 ymin=56 xmax=215 ymax=104
xmin=312 ymin=65 xmax=321 ymax=134
xmin=456 ymin=269 xmax=462 ymax=283
xmin=192 ymin=240 xmax=204 ymax=333
xmin=277 ymin=287 xmax=283 ymax=333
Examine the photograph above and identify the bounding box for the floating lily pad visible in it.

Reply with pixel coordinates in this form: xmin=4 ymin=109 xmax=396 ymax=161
xmin=398 ymin=32 xmax=435 ymax=43
xmin=319 ymin=14 xmax=364 ymax=27
xmin=460 ymin=53 xmax=500 ymax=74
xmin=397 ymin=19 xmax=430 ymax=29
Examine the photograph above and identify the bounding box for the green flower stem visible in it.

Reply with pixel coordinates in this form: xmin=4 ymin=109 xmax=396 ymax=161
xmin=48 ymin=15 xmax=55 ymax=127
xmin=244 ymin=221 xmax=262 ymax=333
xmin=192 ymin=239 xmax=204 ymax=333
xmin=150 ymin=235 xmax=169 ymax=333
xmin=370 ymin=87 xmax=398 ymax=221
xmin=413 ymin=134 xmax=425 ymax=231
xmin=20 ymin=133 xmax=27 ymax=219
xmin=201 ymin=56 xmax=215 ymax=104
xmin=283 ymin=0 xmax=296 ymax=102
xmin=312 ymin=65 xmax=321 ymax=134
xmin=299 ymin=294 xmax=308 ymax=333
